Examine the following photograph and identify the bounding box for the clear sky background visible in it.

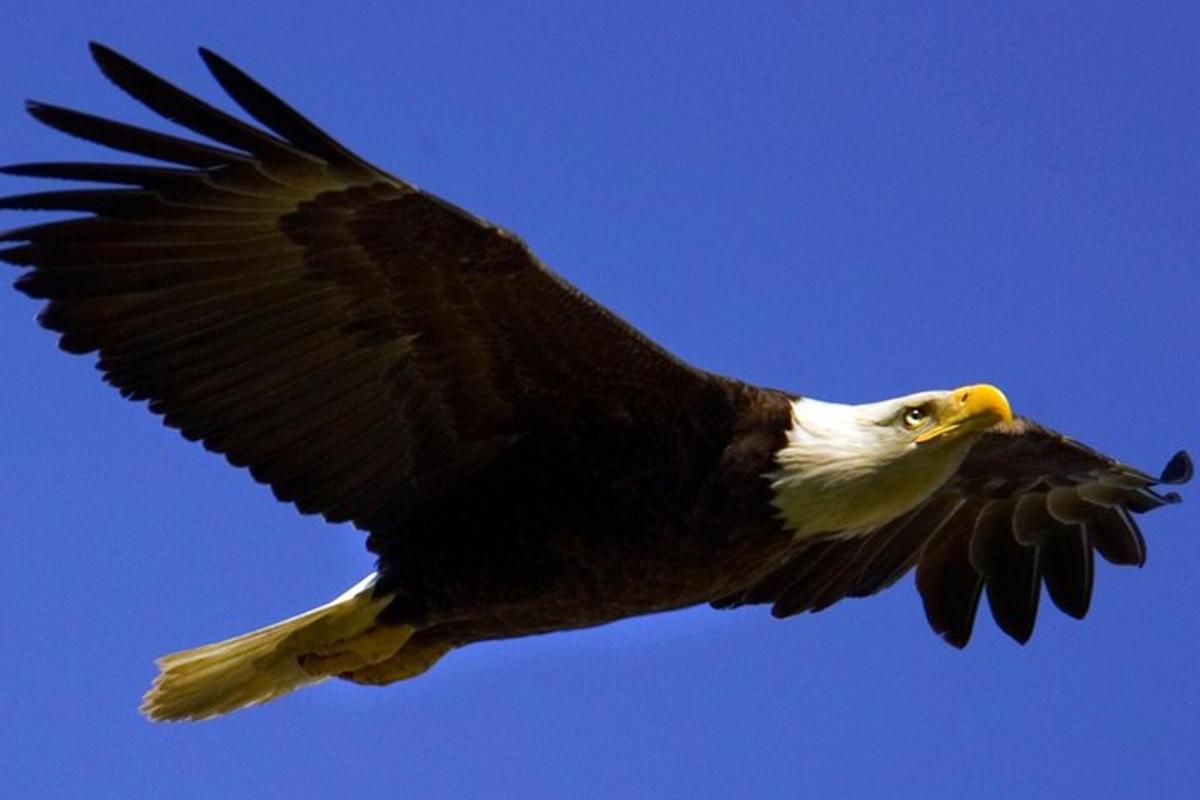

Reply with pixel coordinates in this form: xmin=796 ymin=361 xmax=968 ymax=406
xmin=2 ymin=3 xmax=1197 ymax=798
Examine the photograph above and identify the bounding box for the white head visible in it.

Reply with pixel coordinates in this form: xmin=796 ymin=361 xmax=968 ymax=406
xmin=769 ymin=384 xmax=1013 ymax=539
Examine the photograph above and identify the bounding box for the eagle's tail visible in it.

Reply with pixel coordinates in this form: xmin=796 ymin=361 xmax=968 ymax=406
xmin=141 ymin=573 xmax=412 ymax=721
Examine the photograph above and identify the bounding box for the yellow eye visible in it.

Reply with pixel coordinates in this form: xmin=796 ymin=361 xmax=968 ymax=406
xmin=903 ymin=407 xmax=927 ymax=429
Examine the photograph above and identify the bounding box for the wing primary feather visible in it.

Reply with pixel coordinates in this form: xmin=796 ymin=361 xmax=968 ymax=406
xmin=87 ymin=43 xmax=316 ymax=167
xmin=970 ymin=500 xmax=1041 ymax=644
xmin=916 ymin=502 xmax=986 ymax=649
xmin=1088 ymin=507 xmax=1147 ymax=566
xmin=23 ymin=101 xmax=245 ymax=168
xmin=0 ymin=161 xmax=198 ymax=189
xmin=1040 ymin=523 xmax=1094 ymax=619
xmin=196 ymin=47 xmax=377 ymax=174
xmin=1011 ymin=493 xmax=1060 ymax=546
xmin=1160 ymin=450 xmax=1193 ymax=484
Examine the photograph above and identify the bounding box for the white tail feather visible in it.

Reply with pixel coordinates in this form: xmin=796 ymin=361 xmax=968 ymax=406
xmin=142 ymin=573 xmax=410 ymax=721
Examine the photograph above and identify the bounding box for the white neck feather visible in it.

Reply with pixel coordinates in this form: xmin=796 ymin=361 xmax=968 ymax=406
xmin=768 ymin=396 xmax=971 ymax=540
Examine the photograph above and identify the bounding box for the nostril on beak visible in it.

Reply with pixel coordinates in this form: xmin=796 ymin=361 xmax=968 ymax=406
xmin=958 ymin=390 xmax=970 ymax=403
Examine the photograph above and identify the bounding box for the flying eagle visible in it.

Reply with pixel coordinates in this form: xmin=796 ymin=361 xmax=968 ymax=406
xmin=2 ymin=45 xmax=1190 ymax=722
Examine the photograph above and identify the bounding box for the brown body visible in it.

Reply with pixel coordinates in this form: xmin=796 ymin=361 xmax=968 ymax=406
xmin=374 ymin=380 xmax=797 ymax=644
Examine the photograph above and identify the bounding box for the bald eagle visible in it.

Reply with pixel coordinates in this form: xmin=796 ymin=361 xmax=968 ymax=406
xmin=2 ymin=44 xmax=1189 ymax=722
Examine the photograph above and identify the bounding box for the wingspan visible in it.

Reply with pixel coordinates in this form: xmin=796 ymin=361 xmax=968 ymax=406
xmin=1 ymin=44 xmax=713 ymax=536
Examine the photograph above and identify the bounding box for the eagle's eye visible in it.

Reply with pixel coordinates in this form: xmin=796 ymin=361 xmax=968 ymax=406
xmin=902 ymin=407 xmax=928 ymax=429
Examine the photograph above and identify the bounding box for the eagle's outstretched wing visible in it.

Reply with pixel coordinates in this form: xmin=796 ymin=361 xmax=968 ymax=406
xmin=716 ymin=420 xmax=1191 ymax=647
xmin=1 ymin=44 xmax=716 ymax=535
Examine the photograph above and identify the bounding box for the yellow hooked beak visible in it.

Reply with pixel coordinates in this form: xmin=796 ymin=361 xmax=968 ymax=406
xmin=914 ymin=383 xmax=1013 ymax=444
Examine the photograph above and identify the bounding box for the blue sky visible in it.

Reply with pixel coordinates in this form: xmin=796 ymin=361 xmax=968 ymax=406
xmin=2 ymin=3 xmax=1197 ymax=798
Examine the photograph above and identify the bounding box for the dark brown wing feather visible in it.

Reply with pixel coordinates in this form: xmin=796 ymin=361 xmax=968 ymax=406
xmin=716 ymin=418 xmax=1190 ymax=647
xmin=1 ymin=44 xmax=715 ymax=535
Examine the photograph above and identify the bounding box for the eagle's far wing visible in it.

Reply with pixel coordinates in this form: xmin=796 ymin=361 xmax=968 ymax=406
xmin=714 ymin=418 xmax=1190 ymax=647
xmin=1 ymin=44 xmax=713 ymax=535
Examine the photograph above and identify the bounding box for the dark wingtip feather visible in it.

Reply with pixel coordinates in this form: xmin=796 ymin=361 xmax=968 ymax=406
xmin=919 ymin=562 xmax=985 ymax=650
xmin=1161 ymin=450 xmax=1192 ymax=485
xmin=196 ymin=46 xmax=372 ymax=172
xmin=87 ymin=40 xmax=117 ymax=64
xmin=987 ymin=582 xmax=1038 ymax=645
xmin=13 ymin=271 xmax=41 ymax=299
xmin=20 ymin=98 xmax=242 ymax=168
xmin=939 ymin=626 xmax=972 ymax=650
xmin=88 ymin=42 xmax=146 ymax=90
xmin=88 ymin=45 xmax=160 ymax=98
xmin=25 ymin=99 xmax=54 ymax=120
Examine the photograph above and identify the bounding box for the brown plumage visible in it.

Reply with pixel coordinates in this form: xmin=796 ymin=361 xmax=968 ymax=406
xmin=2 ymin=44 xmax=1188 ymax=719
